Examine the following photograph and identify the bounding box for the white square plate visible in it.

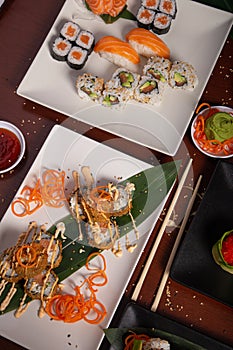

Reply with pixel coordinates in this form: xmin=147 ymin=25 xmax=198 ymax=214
xmin=17 ymin=0 xmax=233 ymax=156
xmin=0 ymin=125 xmax=170 ymax=350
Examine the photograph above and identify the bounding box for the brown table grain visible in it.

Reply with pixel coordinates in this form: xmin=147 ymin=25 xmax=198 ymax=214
xmin=0 ymin=1 xmax=232 ymax=349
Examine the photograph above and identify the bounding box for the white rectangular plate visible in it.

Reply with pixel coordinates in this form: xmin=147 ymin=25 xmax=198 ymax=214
xmin=17 ymin=0 xmax=233 ymax=156
xmin=0 ymin=125 xmax=169 ymax=350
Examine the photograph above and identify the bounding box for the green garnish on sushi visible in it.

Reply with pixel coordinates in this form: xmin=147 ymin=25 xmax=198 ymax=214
xmin=212 ymin=229 xmax=233 ymax=274
xmin=174 ymin=72 xmax=187 ymax=87
xmin=139 ymin=80 xmax=157 ymax=94
xmin=119 ymin=71 xmax=135 ymax=88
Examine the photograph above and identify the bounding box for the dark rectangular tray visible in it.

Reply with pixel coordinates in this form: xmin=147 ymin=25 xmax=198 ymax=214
xmin=108 ymin=302 xmax=232 ymax=349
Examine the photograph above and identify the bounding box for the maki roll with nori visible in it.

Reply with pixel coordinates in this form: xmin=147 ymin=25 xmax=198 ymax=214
xmin=143 ymin=55 xmax=172 ymax=83
xmin=159 ymin=0 xmax=177 ymax=18
xmin=169 ymin=61 xmax=198 ymax=90
xmin=60 ymin=21 xmax=80 ymax=42
xmin=152 ymin=12 xmax=172 ymax=34
xmin=134 ymin=75 xmax=164 ymax=105
xmin=51 ymin=37 xmax=72 ymax=61
xmin=136 ymin=6 xmax=156 ymax=29
xmin=142 ymin=0 xmax=160 ymax=10
xmin=76 ymin=30 xmax=95 ymax=54
xmin=76 ymin=73 xmax=104 ymax=102
xmin=67 ymin=46 xmax=88 ymax=69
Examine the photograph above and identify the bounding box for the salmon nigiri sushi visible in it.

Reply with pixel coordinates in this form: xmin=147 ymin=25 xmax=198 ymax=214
xmin=94 ymin=36 xmax=140 ymax=72
xmin=125 ymin=28 xmax=170 ymax=59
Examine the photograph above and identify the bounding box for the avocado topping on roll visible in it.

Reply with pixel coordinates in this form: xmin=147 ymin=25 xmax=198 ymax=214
xmin=212 ymin=229 xmax=233 ymax=274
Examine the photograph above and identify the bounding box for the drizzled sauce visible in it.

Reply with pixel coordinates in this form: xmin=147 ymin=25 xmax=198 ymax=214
xmin=0 ymin=128 xmax=21 ymax=171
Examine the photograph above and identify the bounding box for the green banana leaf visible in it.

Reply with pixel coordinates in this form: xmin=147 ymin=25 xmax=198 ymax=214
xmin=0 ymin=160 xmax=180 ymax=315
xmin=103 ymin=327 xmax=206 ymax=350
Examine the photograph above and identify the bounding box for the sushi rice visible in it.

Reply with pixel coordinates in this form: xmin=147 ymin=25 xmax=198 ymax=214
xmin=134 ymin=75 xmax=164 ymax=105
xmin=109 ymin=68 xmax=141 ymax=100
xmin=67 ymin=46 xmax=88 ymax=69
xmin=60 ymin=21 xmax=80 ymax=42
xmin=142 ymin=337 xmax=170 ymax=350
xmin=143 ymin=55 xmax=172 ymax=84
xmin=169 ymin=60 xmax=198 ymax=90
xmin=76 ymin=73 xmax=104 ymax=102
xmin=51 ymin=37 xmax=72 ymax=61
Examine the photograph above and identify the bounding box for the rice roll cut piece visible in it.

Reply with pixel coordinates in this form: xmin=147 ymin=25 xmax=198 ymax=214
xmin=169 ymin=61 xmax=198 ymax=90
xmin=76 ymin=30 xmax=95 ymax=54
xmin=67 ymin=46 xmax=88 ymax=70
xmin=152 ymin=12 xmax=172 ymax=35
xmin=143 ymin=55 xmax=172 ymax=84
xmin=136 ymin=6 xmax=156 ymax=29
xmin=94 ymin=36 xmax=140 ymax=72
xmin=134 ymin=75 xmax=164 ymax=105
xmin=51 ymin=37 xmax=72 ymax=61
xmin=159 ymin=0 xmax=177 ymax=18
xmin=60 ymin=21 xmax=80 ymax=42
xmin=142 ymin=337 xmax=170 ymax=350
xmin=125 ymin=28 xmax=170 ymax=59
xmin=76 ymin=73 xmax=104 ymax=102
xmin=142 ymin=0 xmax=160 ymax=10
xmin=110 ymin=68 xmax=140 ymax=100
xmin=100 ymin=87 xmax=126 ymax=109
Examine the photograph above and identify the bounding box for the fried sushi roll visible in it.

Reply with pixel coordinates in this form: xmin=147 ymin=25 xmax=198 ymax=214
xmin=0 ymin=248 xmax=22 ymax=283
xmin=169 ymin=60 xmax=198 ymax=90
xmin=143 ymin=55 xmax=172 ymax=84
xmin=67 ymin=46 xmax=88 ymax=70
xmin=76 ymin=73 xmax=104 ymax=102
xmin=51 ymin=37 xmax=72 ymax=61
xmin=25 ymin=269 xmax=58 ymax=300
xmin=134 ymin=75 xmax=164 ymax=105
xmin=35 ymin=232 xmax=62 ymax=269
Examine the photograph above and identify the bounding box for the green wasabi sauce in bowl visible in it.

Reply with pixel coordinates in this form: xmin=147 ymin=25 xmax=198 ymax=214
xmin=191 ymin=105 xmax=233 ymax=158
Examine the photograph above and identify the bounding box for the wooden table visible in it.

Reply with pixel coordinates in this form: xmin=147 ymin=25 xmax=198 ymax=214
xmin=0 ymin=1 xmax=232 ymax=349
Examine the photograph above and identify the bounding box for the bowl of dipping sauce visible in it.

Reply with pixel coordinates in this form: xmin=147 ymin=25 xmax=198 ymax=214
xmin=191 ymin=105 xmax=233 ymax=158
xmin=0 ymin=121 xmax=26 ymax=173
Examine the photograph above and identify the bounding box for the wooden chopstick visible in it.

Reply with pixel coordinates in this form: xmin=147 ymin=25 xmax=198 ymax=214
xmin=151 ymin=174 xmax=202 ymax=312
xmin=131 ymin=158 xmax=193 ymax=301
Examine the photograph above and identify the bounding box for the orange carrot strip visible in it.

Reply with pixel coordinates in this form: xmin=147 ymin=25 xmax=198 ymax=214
xmin=15 ymin=245 xmax=37 ymax=268
xmin=195 ymin=102 xmax=211 ymax=115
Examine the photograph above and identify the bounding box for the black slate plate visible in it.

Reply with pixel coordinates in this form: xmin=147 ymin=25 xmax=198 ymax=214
xmin=106 ymin=302 xmax=232 ymax=350
xmin=171 ymin=160 xmax=233 ymax=307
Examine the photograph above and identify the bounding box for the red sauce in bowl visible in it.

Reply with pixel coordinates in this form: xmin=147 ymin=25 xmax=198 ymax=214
xmin=0 ymin=128 xmax=21 ymax=171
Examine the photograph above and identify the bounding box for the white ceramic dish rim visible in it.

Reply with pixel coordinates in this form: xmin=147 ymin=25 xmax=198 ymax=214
xmin=191 ymin=105 xmax=233 ymax=159
xmin=0 ymin=121 xmax=26 ymax=173
xmin=16 ymin=0 xmax=233 ymax=156
xmin=0 ymin=124 xmax=173 ymax=350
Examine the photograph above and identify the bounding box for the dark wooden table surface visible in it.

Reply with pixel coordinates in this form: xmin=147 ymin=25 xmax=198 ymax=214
xmin=0 ymin=0 xmax=232 ymax=349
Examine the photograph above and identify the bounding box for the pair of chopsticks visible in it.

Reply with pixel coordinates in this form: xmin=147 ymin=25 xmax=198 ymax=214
xmin=131 ymin=158 xmax=202 ymax=312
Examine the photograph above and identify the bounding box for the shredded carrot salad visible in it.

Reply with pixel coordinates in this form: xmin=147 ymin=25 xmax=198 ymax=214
xmin=193 ymin=102 xmax=233 ymax=156
xmin=124 ymin=332 xmax=150 ymax=350
xmin=11 ymin=169 xmax=66 ymax=217
xmin=45 ymin=252 xmax=108 ymax=324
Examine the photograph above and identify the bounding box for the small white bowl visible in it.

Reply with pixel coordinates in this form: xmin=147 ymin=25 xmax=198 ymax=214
xmin=191 ymin=105 xmax=233 ymax=158
xmin=0 ymin=121 xmax=26 ymax=173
